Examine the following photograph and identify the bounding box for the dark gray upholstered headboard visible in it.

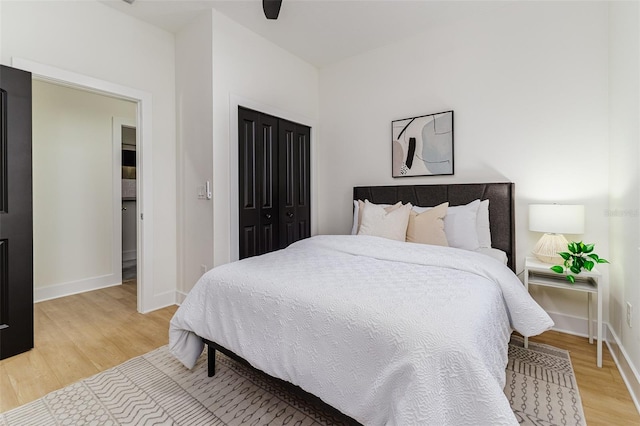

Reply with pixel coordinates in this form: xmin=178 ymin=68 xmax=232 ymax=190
xmin=353 ymin=183 xmax=516 ymax=272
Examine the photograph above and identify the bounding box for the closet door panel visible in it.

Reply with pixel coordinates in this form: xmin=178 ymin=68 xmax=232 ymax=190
xmin=239 ymin=107 xmax=310 ymax=258
xmin=278 ymin=120 xmax=298 ymax=248
xmin=295 ymin=125 xmax=311 ymax=240
xmin=238 ymin=108 xmax=258 ymax=259
xmin=258 ymin=114 xmax=278 ymax=254
xmin=239 ymin=107 xmax=279 ymax=259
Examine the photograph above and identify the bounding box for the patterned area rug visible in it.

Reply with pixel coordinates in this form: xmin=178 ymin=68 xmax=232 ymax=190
xmin=0 ymin=336 xmax=584 ymax=426
xmin=507 ymin=336 xmax=585 ymax=425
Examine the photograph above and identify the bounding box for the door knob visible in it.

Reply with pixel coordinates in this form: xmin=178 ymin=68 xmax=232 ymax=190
xmin=264 ymin=213 xmax=272 ymax=219
xmin=286 ymin=212 xmax=294 ymax=218
xmin=122 ymin=206 xmax=127 ymax=211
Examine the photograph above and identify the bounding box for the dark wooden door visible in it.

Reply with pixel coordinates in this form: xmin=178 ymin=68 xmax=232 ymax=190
xmin=278 ymin=120 xmax=311 ymax=248
xmin=238 ymin=108 xmax=311 ymax=259
xmin=0 ymin=65 xmax=33 ymax=360
xmin=238 ymin=107 xmax=279 ymax=259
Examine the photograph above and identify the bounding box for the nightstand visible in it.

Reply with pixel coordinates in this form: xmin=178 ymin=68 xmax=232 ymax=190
xmin=524 ymin=256 xmax=602 ymax=367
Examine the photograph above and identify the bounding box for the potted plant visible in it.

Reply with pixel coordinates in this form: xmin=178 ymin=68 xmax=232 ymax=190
xmin=551 ymin=241 xmax=609 ymax=283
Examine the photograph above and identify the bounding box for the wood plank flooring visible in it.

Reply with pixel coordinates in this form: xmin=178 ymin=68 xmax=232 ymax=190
xmin=0 ymin=281 xmax=177 ymax=412
xmin=528 ymin=331 xmax=640 ymax=425
xmin=1 ymin=283 xmax=638 ymax=425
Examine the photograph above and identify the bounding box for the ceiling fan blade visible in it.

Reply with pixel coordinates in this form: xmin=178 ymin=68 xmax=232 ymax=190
xmin=263 ymin=0 xmax=282 ymax=20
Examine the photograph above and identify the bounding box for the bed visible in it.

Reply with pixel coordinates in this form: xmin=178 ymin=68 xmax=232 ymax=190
xmin=169 ymin=183 xmax=553 ymax=425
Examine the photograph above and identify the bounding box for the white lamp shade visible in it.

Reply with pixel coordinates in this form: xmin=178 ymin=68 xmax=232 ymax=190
xmin=529 ymin=204 xmax=585 ymax=234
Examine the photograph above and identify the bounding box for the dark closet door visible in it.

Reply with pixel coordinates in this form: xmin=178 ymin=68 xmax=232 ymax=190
xmin=238 ymin=108 xmax=311 ymax=259
xmin=278 ymin=120 xmax=311 ymax=248
xmin=238 ymin=107 xmax=279 ymax=259
xmin=0 ymin=65 xmax=33 ymax=360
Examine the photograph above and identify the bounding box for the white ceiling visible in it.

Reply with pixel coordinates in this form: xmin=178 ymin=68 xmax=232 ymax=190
xmin=100 ymin=0 xmax=484 ymax=68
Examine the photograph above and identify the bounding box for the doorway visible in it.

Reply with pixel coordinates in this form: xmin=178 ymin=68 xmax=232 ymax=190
xmin=32 ymin=81 xmax=136 ymax=304
xmin=14 ymin=58 xmax=155 ymax=313
xmin=115 ymin=119 xmax=137 ymax=284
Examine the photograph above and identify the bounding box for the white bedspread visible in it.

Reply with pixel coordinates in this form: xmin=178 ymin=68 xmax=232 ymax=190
xmin=169 ymin=235 xmax=553 ymax=425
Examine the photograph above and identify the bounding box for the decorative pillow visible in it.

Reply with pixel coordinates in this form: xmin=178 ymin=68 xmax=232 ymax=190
xmin=351 ymin=200 xmax=400 ymax=235
xmin=413 ymin=199 xmax=483 ymax=250
xmin=441 ymin=199 xmax=481 ymax=250
xmin=477 ymin=199 xmax=491 ymax=248
xmin=351 ymin=200 xmax=360 ymax=235
xmin=406 ymin=202 xmax=449 ymax=246
xmin=358 ymin=200 xmax=412 ymax=241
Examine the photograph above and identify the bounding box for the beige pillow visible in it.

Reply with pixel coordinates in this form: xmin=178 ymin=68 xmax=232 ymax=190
xmin=356 ymin=200 xmax=402 ymax=234
xmin=358 ymin=200 xmax=412 ymax=241
xmin=406 ymin=202 xmax=449 ymax=246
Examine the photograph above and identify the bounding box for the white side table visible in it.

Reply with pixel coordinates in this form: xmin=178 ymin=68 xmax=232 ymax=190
xmin=524 ymin=256 xmax=602 ymax=367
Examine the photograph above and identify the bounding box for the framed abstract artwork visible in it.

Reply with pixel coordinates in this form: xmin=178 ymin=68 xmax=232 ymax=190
xmin=392 ymin=110 xmax=454 ymax=177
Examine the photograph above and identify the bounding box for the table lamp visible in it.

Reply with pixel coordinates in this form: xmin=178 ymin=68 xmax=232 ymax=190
xmin=529 ymin=204 xmax=585 ymax=263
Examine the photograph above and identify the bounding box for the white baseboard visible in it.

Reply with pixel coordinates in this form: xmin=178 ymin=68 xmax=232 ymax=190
xmin=546 ymin=310 xmax=640 ymax=415
xmin=175 ymin=290 xmax=188 ymax=305
xmin=545 ymin=310 xmax=605 ymax=338
xmin=35 ymin=273 xmax=122 ymax=303
xmin=35 ymin=274 xmax=178 ymax=315
xmin=605 ymin=325 xmax=640 ymax=414
xmin=139 ymin=290 xmax=178 ymax=314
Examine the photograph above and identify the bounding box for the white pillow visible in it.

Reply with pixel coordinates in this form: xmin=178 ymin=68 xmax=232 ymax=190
xmin=358 ymin=200 xmax=412 ymax=241
xmin=351 ymin=200 xmax=396 ymax=235
xmin=351 ymin=200 xmax=359 ymax=235
xmin=442 ymin=199 xmax=481 ymax=250
xmin=354 ymin=197 xmax=492 ymax=248
xmin=413 ymin=199 xmax=488 ymax=250
xmin=477 ymin=199 xmax=491 ymax=248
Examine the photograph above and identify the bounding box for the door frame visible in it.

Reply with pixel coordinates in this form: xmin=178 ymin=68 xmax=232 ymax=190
xmin=13 ymin=58 xmax=155 ymax=313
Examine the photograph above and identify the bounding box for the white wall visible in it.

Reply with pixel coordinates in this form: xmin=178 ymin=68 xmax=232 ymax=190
xmin=32 ymin=80 xmax=135 ymax=300
xmin=175 ymin=11 xmax=214 ymax=297
xmin=209 ymin=10 xmax=319 ymax=273
xmin=174 ymin=10 xmax=320 ymax=294
xmin=1 ymin=0 xmax=177 ymax=311
xmin=318 ymin=2 xmax=609 ymax=324
xmin=608 ymin=0 xmax=640 ymax=406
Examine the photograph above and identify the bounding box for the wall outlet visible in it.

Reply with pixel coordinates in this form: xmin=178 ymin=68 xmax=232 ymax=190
xmin=200 ymin=264 xmax=207 ymax=274
xmin=627 ymin=302 xmax=633 ymax=328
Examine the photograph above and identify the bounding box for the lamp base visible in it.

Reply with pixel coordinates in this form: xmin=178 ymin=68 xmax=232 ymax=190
xmin=532 ymin=233 xmax=568 ymax=264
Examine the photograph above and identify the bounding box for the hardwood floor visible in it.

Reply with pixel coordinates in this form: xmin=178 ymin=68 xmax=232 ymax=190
xmin=1 ymin=284 xmax=638 ymax=425
xmin=0 ymin=281 xmax=177 ymax=412
xmin=528 ymin=330 xmax=640 ymax=425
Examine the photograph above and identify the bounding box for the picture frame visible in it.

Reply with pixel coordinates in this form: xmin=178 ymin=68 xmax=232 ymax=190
xmin=391 ymin=110 xmax=454 ymax=177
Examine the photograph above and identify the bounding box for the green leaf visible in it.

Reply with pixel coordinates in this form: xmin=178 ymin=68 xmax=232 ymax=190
xmin=570 ymin=265 xmax=581 ymax=274
xmin=597 ymin=258 xmax=610 ymax=264
xmin=559 ymin=252 xmax=571 ymax=260
xmin=584 ymin=243 xmax=595 ymax=253
xmin=588 ymin=253 xmax=600 ymax=262
xmin=574 ymin=257 xmax=584 ymax=269
xmin=584 ymin=260 xmax=594 ymax=271
xmin=567 ymin=275 xmax=576 ymax=284
xmin=578 ymin=242 xmax=587 ymax=253
xmin=550 ymin=265 xmax=564 ymax=274
xmin=568 ymin=242 xmax=578 ymax=253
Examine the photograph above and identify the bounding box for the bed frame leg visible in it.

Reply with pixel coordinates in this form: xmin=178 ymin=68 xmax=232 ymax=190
xmin=207 ymin=344 xmax=216 ymax=377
